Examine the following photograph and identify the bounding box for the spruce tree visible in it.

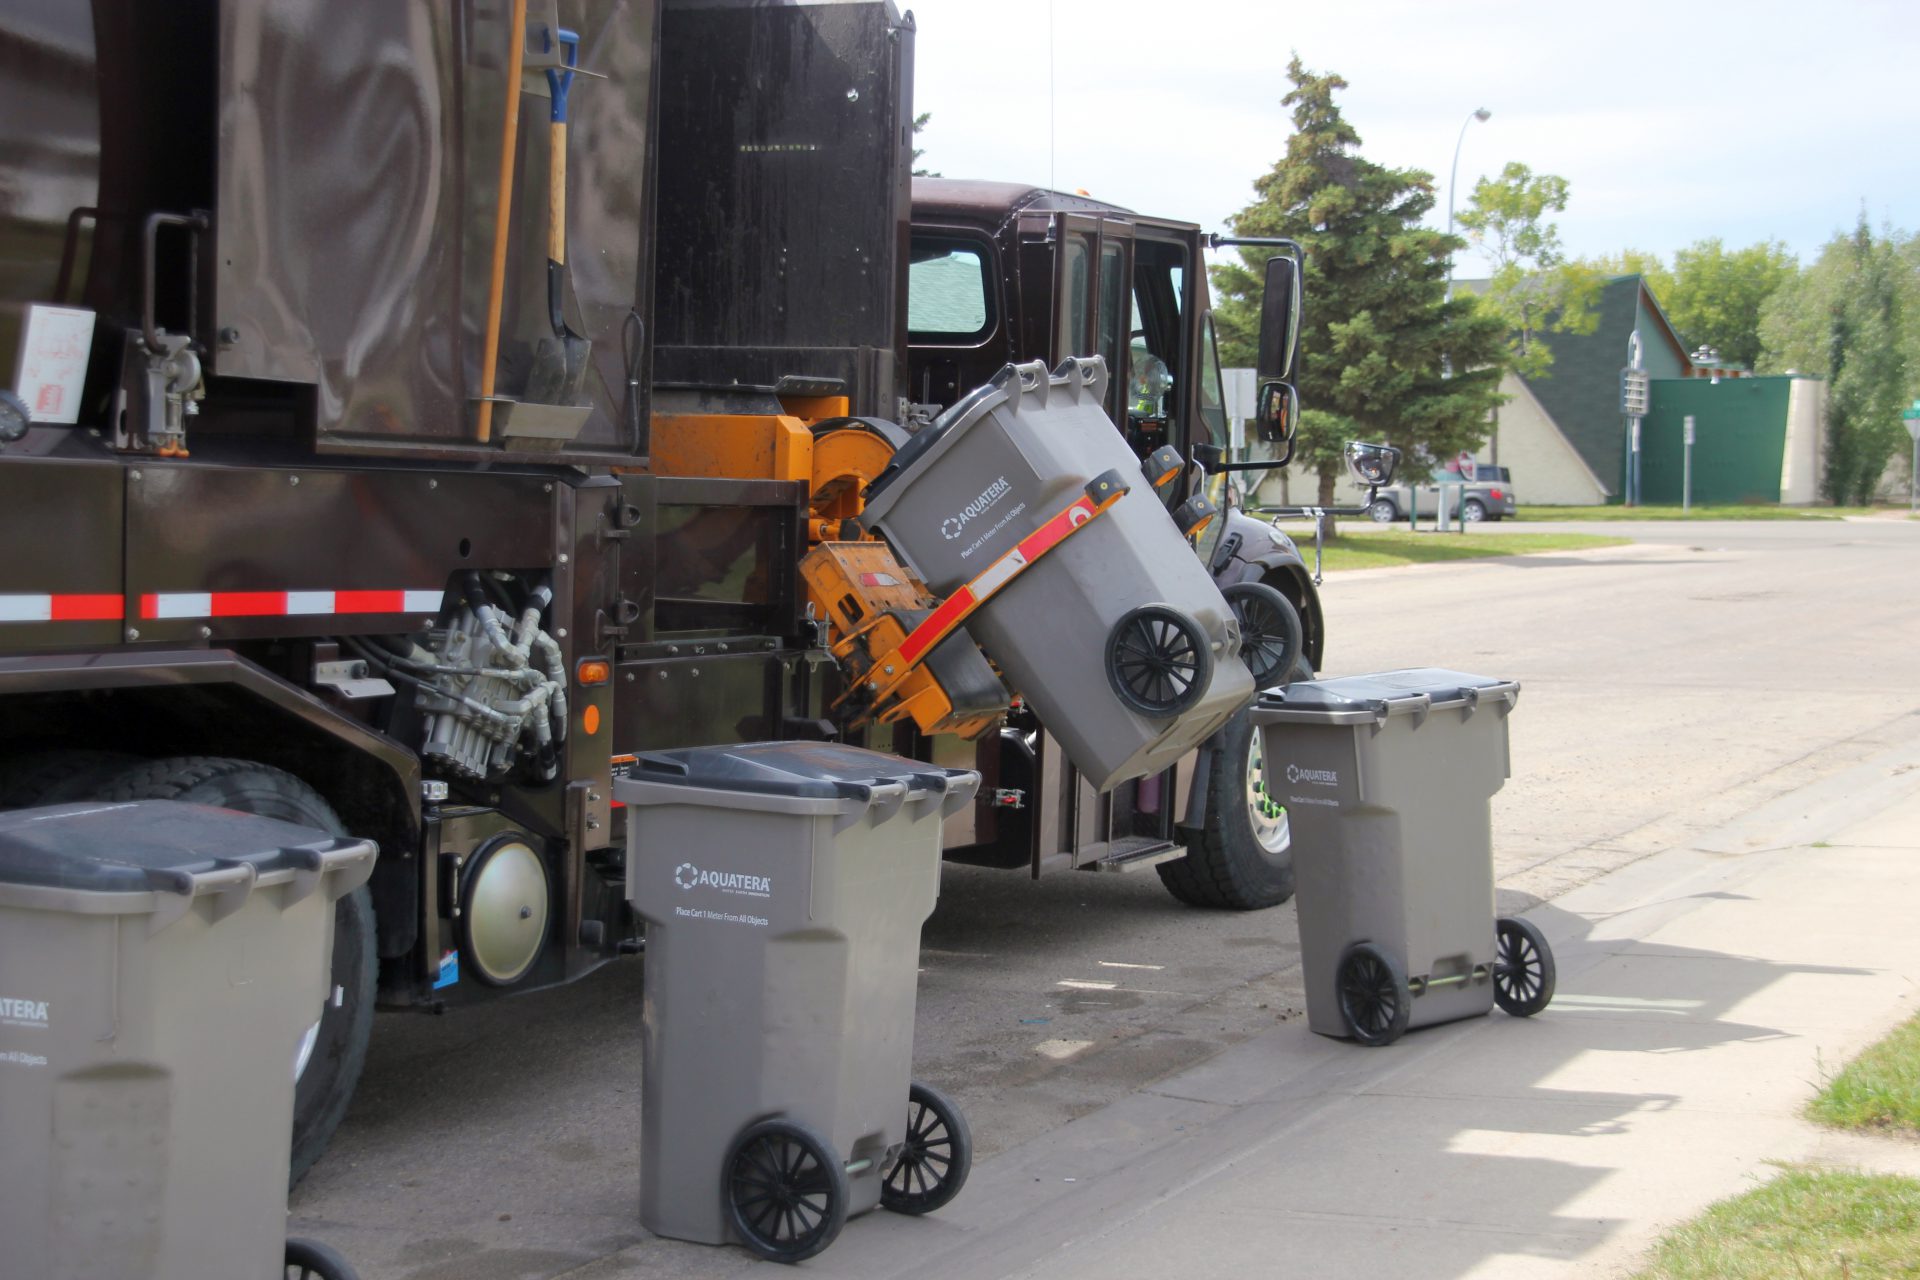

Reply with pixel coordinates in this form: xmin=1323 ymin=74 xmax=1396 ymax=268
xmin=1211 ymin=58 xmax=1507 ymax=508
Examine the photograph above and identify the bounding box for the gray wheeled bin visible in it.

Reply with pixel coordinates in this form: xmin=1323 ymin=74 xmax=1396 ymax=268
xmin=859 ymin=357 xmax=1254 ymax=792
xmin=0 ymin=800 xmax=375 ymax=1280
xmin=1253 ymin=670 xmax=1554 ymax=1046
xmin=618 ymin=742 xmax=981 ymax=1263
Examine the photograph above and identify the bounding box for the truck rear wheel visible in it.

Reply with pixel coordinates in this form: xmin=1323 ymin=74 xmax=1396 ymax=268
xmin=98 ymin=756 xmax=376 ymax=1184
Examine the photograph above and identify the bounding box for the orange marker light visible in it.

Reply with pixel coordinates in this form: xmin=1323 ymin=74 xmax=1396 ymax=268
xmin=577 ymin=658 xmax=611 ymax=685
xmin=582 ymin=704 xmax=601 ymax=736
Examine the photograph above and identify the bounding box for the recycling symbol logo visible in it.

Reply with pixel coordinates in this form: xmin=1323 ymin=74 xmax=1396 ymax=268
xmin=674 ymin=862 xmax=700 ymax=890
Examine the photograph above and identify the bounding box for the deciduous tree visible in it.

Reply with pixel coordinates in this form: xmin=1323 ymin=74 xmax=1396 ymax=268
xmin=1761 ymin=216 xmax=1910 ymax=503
xmin=1457 ymin=162 xmax=1601 ymax=377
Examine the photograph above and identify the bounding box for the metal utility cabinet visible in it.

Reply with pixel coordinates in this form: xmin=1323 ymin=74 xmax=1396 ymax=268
xmin=0 ymin=801 xmax=374 ymax=1280
xmin=1255 ymin=670 xmax=1552 ymax=1046
xmin=618 ymin=742 xmax=979 ymax=1262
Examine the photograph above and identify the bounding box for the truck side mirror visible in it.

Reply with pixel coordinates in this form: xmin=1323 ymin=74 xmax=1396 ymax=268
xmin=1257 ymin=254 xmax=1301 ymax=384
xmin=1254 ymin=379 xmax=1296 ymax=445
xmin=1344 ymin=440 xmax=1400 ymax=489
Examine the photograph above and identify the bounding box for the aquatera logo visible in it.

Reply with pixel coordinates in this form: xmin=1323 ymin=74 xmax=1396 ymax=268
xmin=1285 ymin=764 xmax=1340 ymax=787
xmin=940 ymin=476 xmax=1013 ymax=541
xmin=0 ymin=996 xmax=49 ymax=1029
xmin=673 ymin=862 xmax=771 ymax=897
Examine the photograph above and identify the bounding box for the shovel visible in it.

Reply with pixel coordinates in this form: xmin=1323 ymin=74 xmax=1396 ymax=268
xmin=526 ymin=25 xmax=591 ymax=406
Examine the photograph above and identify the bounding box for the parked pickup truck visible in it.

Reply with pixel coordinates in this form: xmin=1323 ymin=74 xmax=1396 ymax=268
xmin=1366 ymin=463 xmax=1516 ymax=523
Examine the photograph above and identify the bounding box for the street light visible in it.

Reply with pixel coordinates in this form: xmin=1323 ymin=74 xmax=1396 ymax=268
xmin=1446 ymin=107 xmax=1491 ymax=298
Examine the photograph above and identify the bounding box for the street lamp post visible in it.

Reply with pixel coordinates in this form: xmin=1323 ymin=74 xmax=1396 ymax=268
xmin=1445 ymin=107 xmax=1491 ymax=299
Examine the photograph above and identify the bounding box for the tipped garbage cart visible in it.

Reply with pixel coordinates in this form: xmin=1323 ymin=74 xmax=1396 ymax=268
xmin=0 ymin=800 xmax=374 ymax=1280
xmin=1253 ymin=670 xmax=1554 ymax=1046
xmin=619 ymin=742 xmax=979 ymax=1263
xmin=859 ymin=357 xmax=1255 ymax=792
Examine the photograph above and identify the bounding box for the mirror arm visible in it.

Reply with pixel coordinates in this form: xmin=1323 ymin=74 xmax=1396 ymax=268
xmin=1208 ymin=235 xmax=1304 ymax=254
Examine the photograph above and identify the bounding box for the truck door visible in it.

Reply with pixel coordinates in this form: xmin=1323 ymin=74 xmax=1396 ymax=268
xmin=1052 ymin=214 xmax=1133 ymax=423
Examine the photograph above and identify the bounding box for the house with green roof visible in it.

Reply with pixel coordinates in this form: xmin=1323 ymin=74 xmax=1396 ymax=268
xmin=1481 ymin=274 xmax=1827 ymax=506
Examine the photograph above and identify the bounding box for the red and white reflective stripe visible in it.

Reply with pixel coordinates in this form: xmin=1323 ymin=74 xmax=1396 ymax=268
xmin=0 ymin=593 xmax=125 ymax=623
xmin=138 ymin=589 xmax=443 ymax=621
xmin=895 ymin=494 xmax=1100 ymax=666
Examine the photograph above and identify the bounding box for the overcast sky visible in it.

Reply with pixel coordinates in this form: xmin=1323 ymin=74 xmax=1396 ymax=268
xmin=904 ymin=0 xmax=1919 ymax=279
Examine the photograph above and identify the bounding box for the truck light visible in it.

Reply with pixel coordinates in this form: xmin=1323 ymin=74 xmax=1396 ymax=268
xmin=577 ymin=658 xmax=611 ymax=685
xmin=1489 ymin=488 xmax=1504 ymax=501
xmin=581 ymin=704 xmax=601 ymax=735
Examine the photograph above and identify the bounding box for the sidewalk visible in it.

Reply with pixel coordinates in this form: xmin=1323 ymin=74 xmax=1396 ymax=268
xmin=748 ymin=735 xmax=1920 ymax=1279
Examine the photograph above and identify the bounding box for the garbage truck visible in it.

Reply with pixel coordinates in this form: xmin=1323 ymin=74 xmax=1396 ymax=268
xmin=0 ymin=0 xmax=1303 ymax=1180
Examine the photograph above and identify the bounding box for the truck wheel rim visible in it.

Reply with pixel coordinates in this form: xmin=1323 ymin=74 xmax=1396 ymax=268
xmin=1245 ymin=731 xmax=1290 ymax=854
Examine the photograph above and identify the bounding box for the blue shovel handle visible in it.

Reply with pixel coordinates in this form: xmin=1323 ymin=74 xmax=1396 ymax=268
xmin=545 ymin=27 xmax=579 ymax=123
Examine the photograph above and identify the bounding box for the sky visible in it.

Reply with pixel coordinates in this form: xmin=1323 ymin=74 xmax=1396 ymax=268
xmin=903 ymin=0 xmax=1920 ymax=280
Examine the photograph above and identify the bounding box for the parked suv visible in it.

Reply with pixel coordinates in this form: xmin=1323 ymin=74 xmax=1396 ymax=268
xmin=1368 ymin=463 xmax=1517 ymax=523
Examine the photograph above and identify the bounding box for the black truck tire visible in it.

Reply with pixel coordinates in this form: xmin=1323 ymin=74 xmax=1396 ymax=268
xmin=98 ymin=756 xmax=376 ymax=1184
xmin=1160 ymin=704 xmax=1295 ymax=910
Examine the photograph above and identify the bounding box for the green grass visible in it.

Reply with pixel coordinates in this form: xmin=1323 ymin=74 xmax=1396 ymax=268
xmin=1809 ymin=1014 xmax=1920 ymax=1134
xmin=1513 ymin=504 xmax=1867 ymax=522
xmin=1631 ymin=1165 xmax=1920 ymax=1279
xmin=1265 ymin=530 xmax=1628 ymax=572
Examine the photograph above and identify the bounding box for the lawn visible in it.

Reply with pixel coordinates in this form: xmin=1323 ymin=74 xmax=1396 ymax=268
xmin=1265 ymin=529 xmax=1629 ymax=572
xmin=1631 ymin=1165 xmax=1920 ymax=1279
xmin=1514 ymin=504 xmax=1869 ymax=521
xmin=1810 ymin=1013 xmax=1920 ymax=1134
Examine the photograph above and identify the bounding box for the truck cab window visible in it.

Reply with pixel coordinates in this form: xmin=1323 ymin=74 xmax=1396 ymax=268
xmin=1126 ymin=239 xmax=1189 ymax=456
xmin=1198 ymin=311 xmax=1228 ymax=445
xmin=908 ymin=237 xmax=994 ymax=342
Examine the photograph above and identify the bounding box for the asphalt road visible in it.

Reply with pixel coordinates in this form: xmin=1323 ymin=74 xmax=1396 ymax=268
xmin=289 ymin=515 xmax=1920 ymax=1280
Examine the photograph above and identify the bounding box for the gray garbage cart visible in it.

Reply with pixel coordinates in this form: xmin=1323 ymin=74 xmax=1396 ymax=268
xmin=1253 ymin=670 xmax=1554 ymax=1046
xmin=0 ymin=800 xmax=375 ymax=1280
xmin=618 ymin=742 xmax=981 ymax=1263
xmin=859 ymin=357 xmax=1255 ymax=792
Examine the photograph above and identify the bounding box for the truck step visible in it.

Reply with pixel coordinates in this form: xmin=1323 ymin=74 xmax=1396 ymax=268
xmin=1078 ymin=836 xmax=1185 ymax=874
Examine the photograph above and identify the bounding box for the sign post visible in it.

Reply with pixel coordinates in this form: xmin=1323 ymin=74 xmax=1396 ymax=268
xmin=1903 ymin=402 xmax=1920 ymax=514
xmin=1621 ymin=332 xmax=1648 ymax=506
xmin=1683 ymin=414 xmax=1696 ymax=513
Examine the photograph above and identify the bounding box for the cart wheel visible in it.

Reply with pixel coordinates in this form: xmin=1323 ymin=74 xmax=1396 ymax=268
xmin=1221 ymin=581 xmax=1303 ymax=691
xmin=882 ymin=1081 xmax=973 ymax=1215
xmin=1493 ymin=916 xmax=1556 ymax=1017
xmin=1336 ymin=942 xmax=1411 ymax=1046
xmin=284 ymin=1238 xmax=359 ymax=1280
xmin=723 ymin=1118 xmax=849 ymax=1264
xmin=1105 ymin=604 xmax=1214 ymax=718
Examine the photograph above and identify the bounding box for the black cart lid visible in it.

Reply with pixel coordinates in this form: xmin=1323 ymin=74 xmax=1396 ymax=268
xmin=0 ymin=800 xmax=353 ymax=894
xmin=1256 ymin=668 xmax=1520 ymax=724
xmin=629 ymin=742 xmax=967 ymax=802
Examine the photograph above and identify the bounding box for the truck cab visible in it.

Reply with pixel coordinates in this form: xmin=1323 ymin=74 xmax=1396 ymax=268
xmin=905 ymin=180 xmax=1322 ymax=664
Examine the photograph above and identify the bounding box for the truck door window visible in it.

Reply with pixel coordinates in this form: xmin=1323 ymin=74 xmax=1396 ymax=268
xmin=907 ymin=236 xmax=994 ymax=343
xmin=1058 ymin=234 xmax=1093 ymax=359
xmin=1128 ymin=240 xmax=1189 ymax=453
xmin=1198 ymin=311 xmax=1228 ymax=444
